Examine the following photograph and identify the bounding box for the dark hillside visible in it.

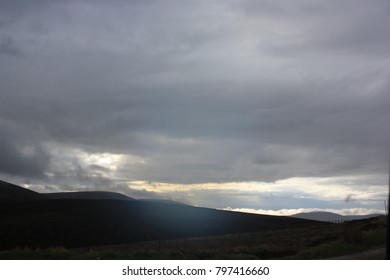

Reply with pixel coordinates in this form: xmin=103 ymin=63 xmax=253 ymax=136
xmin=0 ymin=179 xmax=48 ymax=202
xmin=0 ymin=198 xmax=326 ymax=250
xmin=45 ymin=191 xmax=134 ymax=201
xmin=292 ymin=211 xmax=381 ymax=222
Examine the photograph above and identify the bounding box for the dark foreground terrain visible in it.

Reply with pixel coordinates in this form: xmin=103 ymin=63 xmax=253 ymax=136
xmin=0 ymin=180 xmax=386 ymax=259
xmin=0 ymin=180 xmax=322 ymax=249
xmin=0 ymin=216 xmax=386 ymax=260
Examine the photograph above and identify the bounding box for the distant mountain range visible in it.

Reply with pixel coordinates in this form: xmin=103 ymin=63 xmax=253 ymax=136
xmin=0 ymin=179 xmax=326 ymax=250
xmin=291 ymin=211 xmax=382 ymax=222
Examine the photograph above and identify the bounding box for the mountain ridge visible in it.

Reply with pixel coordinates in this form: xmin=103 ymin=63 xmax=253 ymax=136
xmin=0 ymin=179 xmax=49 ymax=202
xmin=291 ymin=211 xmax=381 ymax=222
xmin=45 ymin=191 xmax=134 ymax=201
xmin=0 ymin=179 xmax=326 ymax=249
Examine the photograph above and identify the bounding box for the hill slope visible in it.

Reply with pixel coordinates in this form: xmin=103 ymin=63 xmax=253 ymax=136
xmin=291 ymin=211 xmax=381 ymax=222
xmin=45 ymin=191 xmax=134 ymax=201
xmin=0 ymin=179 xmax=48 ymax=202
xmin=0 ymin=180 xmax=327 ymax=250
xmin=0 ymin=199 xmax=326 ymax=250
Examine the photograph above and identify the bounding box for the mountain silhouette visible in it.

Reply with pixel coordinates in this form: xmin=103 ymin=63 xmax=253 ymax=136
xmin=0 ymin=179 xmax=49 ymax=202
xmin=291 ymin=211 xmax=381 ymax=222
xmin=0 ymin=179 xmax=326 ymax=250
xmin=45 ymin=191 xmax=134 ymax=200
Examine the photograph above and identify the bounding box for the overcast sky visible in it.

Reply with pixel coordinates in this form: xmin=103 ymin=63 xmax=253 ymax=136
xmin=1 ymin=0 xmax=389 ymax=215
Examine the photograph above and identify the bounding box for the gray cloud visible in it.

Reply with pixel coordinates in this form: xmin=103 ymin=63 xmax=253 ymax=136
xmin=0 ymin=136 xmax=50 ymax=178
xmin=238 ymin=0 xmax=390 ymax=56
xmin=0 ymin=0 xmax=389 ymax=195
xmin=344 ymin=194 xmax=356 ymax=203
xmin=0 ymin=35 xmax=22 ymax=56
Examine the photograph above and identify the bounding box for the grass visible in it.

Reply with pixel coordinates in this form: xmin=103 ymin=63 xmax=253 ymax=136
xmin=0 ymin=216 xmax=386 ymax=260
xmin=286 ymin=227 xmax=386 ymax=259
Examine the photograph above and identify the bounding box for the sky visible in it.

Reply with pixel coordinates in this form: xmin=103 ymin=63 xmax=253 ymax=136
xmin=1 ymin=0 xmax=389 ymax=215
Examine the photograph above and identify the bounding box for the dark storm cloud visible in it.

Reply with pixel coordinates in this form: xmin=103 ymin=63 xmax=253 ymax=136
xmin=0 ymin=0 xmax=389 ymax=187
xmin=0 ymin=134 xmax=50 ymax=178
xmin=0 ymin=35 xmax=22 ymax=56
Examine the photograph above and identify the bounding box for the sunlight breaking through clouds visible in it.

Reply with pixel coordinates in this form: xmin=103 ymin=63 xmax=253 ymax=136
xmin=221 ymin=207 xmax=386 ymax=216
xmin=122 ymin=177 xmax=387 ymax=214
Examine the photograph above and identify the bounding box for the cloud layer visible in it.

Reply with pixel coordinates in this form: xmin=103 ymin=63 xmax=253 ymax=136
xmin=1 ymin=0 xmax=389 ymax=212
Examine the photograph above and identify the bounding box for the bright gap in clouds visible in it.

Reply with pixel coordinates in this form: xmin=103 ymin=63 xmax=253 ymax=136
xmin=222 ymin=208 xmax=384 ymax=216
xmin=20 ymin=144 xmax=388 ymax=216
xmin=124 ymin=177 xmax=387 ymax=216
xmin=16 ymin=144 xmax=389 ymax=216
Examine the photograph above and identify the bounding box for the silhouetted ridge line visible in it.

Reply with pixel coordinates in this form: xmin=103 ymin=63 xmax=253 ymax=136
xmin=0 ymin=179 xmax=327 ymax=250
xmin=45 ymin=191 xmax=134 ymax=201
xmin=291 ymin=211 xmax=381 ymax=222
xmin=0 ymin=179 xmax=48 ymax=202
